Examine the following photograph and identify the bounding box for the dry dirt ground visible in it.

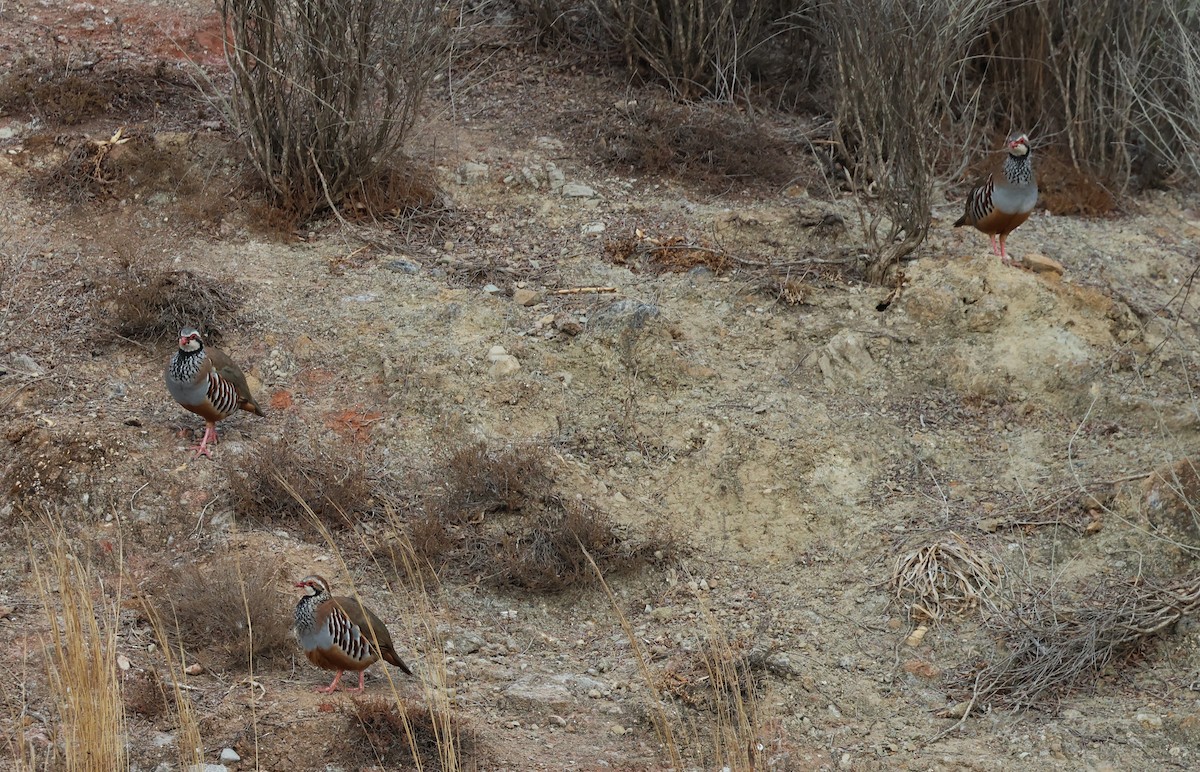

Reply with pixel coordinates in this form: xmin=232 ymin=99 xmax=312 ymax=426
xmin=4 ymin=1 xmax=1200 ymax=771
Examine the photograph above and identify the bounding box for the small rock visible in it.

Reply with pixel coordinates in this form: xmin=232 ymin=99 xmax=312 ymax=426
xmin=9 ymin=353 xmax=43 ymax=376
xmin=489 ymin=355 xmax=521 ymax=378
xmin=581 ymin=221 xmax=606 ymax=235
xmin=590 ymin=299 xmax=660 ymax=335
xmin=818 ymin=330 xmax=875 ymax=383
xmin=442 ymin=629 xmax=485 ymax=655
xmin=561 ymin=182 xmax=596 ymax=198
xmin=610 ymin=725 xmax=626 ymax=736
xmin=548 ymin=714 xmax=567 ymax=727
xmin=185 ymin=765 xmax=227 ymax=772
xmin=513 ymin=288 xmax=543 ymax=306
xmin=1135 ymin=710 xmax=1164 ymax=729
xmin=456 ymin=162 xmax=489 ymax=184
xmin=553 ymin=313 xmax=583 ymax=336
xmin=1021 ymin=252 xmax=1064 ymax=275
xmin=184 ymin=663 xmax=204 ymax=675
xmin=500 ymin=676 xmax=574 ymax=714
xmin=483 ymin=284 xmax=502 ymax=295
xmin=220 ymin=748 xmax=241 ymax=762
xmin=386 ymin=258 xmax=420 ymax=274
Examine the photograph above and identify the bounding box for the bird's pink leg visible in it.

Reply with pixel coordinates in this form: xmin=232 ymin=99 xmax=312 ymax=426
xmin=316 ymin=670 xmax=345 ymax=694
xmin=189 ymin=423 xmax=218 ymax=459
xmin=999 ymin=235 xmax=1012 ymax=265
xmin=989 ymin=235 xmax=1000 ymax=256
xmin=345 ymin=670 xmax=367 ymax=694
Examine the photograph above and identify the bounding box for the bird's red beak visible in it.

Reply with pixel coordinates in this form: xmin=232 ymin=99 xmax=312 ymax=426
xmin=179 ymin=336 xmax=189 ymax=347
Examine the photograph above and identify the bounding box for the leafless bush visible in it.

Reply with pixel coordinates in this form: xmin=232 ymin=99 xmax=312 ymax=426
xmin=591 ymin=0 xmax=779 ymax=100
xmin=227 ymin=434 xmax=392 ymax=533
xmin=387 ymin=441 xmax=676 ymax=591
xmin=975 ymin=1 xmax=1200 ymax=191
xmin=1115 ymin=3 xmax=1200 ymax=186
xmin=824 ymin=0 xmax=998 ymax=283
xmin=950 ymin=573 xmax=1200 ymax=714
xmin=142 ymin=555 xmax=294 ymax=672
xmin=101 ymin=261 xmax=240 ymax=345
xmin=220 ymin=0 xmax=449 ymax=220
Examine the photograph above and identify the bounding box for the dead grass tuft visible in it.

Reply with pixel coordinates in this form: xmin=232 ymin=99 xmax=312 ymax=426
xmin=0 ymin=59 xmax=193 ymax=126
xmin=348 ymin=697 xmax=480 ymax=770
xmin=31 ymin=128 xmax=189 ymax=203
xmin=889 ymin=532 xmax=1004 ymax=624
xmin=141 ymin=554 xmax=293 ymax=673
xmin=588 ymin=98 xmax=795 ymax=194
xmin=426 ymin=441 xmax=553 ymax=525
xmin=603 ymin=232 xmax=731 ymax=275
xmin=228 ymin=434 xmax=391 ymax=533
xmin=100 ymin=259 xmax=241 ymax=345
xmin=949 ymin=573 xmax=1200 ymax=714
xmin=32 ymin=517 xmax=126 ymax=770
xmin=386 ymin=441 xmax=676 ymax=591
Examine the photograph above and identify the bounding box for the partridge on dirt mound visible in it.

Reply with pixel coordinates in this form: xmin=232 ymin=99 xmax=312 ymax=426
xmin=164 ymin=327 xmax=264 ymax=459
xmin=954 ymin=132 xmax=1038 ymax=265
xmin=294 ymin=574 xmax=413 ymax=694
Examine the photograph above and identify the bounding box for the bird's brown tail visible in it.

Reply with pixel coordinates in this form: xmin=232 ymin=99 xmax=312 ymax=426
xmin=953 ymin=214 xmax=968 ymax=228
xmin=382 ymin=646 xmax=414 ymax=675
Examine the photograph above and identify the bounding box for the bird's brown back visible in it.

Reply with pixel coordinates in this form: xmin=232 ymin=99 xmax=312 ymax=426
xmin=206 ymin=345 xmax=264 ymax=416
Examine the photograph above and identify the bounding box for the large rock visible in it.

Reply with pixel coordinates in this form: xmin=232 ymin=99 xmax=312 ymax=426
xmin=818 ymin=330 xmax=874 ymax=383
xmin=589 ymin=299 xmax=660 ymax=335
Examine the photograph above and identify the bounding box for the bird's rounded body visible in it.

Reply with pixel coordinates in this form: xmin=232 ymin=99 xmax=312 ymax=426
xmin=294 ymin=574 xmax=412 ymax=694
xmin=954 ymin=132 xmax=1038 ymax=264
xmin=165 ymin=327 xmax=263 ymax=458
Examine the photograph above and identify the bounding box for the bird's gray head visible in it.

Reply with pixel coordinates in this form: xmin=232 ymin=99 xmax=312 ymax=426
xmin=1007 ymin=133 xmax=1031 ymax=157
xmin=295 ymin=575 xmax=332 ymax=598
xmin=178 ymin=327 xmax=204 ymax=353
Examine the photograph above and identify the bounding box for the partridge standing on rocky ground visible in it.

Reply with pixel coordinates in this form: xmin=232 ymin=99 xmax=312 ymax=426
xmin=294 ymin=575 xmax=413 ymax=694
xmin=164 ymin=327 xmax=264 ymax=459
xmin=954 ymin=132 xmax=1039 ymax=265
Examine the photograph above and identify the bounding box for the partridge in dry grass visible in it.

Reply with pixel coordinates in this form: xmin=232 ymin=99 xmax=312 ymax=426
xmin=165 ymin=327 xmax=264 ymax=458
xmin=954 ymin=132 xmax=1039 ymax=264
xmin=294 ymin=575 xmax=413 ymax=694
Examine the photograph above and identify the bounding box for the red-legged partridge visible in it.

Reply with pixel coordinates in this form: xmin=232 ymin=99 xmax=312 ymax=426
xmin=293 ymin=575 xmax=413 ymax=694
xmin=165 ymin=327 xmax=264 ymax=459
xmin=954 ymin=132 xmax=1038 ymax=265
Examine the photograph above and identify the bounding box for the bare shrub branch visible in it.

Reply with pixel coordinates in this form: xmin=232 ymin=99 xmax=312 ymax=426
xmin=592 ymin=0 xmax=783 ymax=100
xmin=952 ymin=573 xmax=1200 ymax=713
xmin=221 ymin=0 xmax=449 ymax=219
xmin=825 ymin=0 xmax=999 ymax=283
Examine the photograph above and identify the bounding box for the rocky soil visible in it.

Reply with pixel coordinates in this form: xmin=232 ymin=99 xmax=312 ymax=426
xmin=3 ymin=1 xmax=1200 ymax=770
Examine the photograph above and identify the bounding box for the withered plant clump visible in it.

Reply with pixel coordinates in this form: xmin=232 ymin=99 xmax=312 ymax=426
xmin=348 ymin=697 xmax=480 ymax=770
xmin=950 ymin=573 xmax=1200 ymax=714
xmin=228 ymin=434 xmax=390 ymax=533
xmin=142 ymin=555 xmax=293 ymax=673
xmin=101 ymin=260 xmax=241 ymax=345
xmin=388 ymin=442 xmax=676 ymax=591
xmin=0 ymin=59 xmax=192 ymax=126
xmin=589 ymin=98 xmax=796 ymax=194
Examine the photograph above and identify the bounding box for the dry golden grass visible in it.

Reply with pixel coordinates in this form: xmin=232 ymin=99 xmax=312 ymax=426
xmin=32 ymin=517 xmax=126 ymax=771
